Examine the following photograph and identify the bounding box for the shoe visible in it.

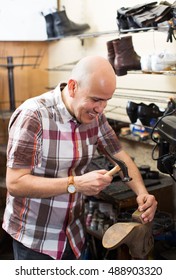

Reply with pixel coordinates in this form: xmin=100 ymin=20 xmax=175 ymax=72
xmin=127 ymin=15 xmax=141 ymax=30
xmin=116 ymin=7 xmax=129 ymax=32
xmin=42 ymin=12 xmax=55 ymax=38
xmin=140 ymin=54 xmax=152 ymax=73
xmin=126 ymin=101 xmax=164 ymax=126
xmin=141 ymin=51 xmax=176 ymax=73
xmin=102 ymin=221 xmax=153 ymax=259
xmin=151 ymin=51 xmax=176 ymax=72
xmin=116 ymin=2 xmax=158 ymax=32
xmin=126 ymin=101 xmax=145 ymax=123
xmin=138 ymin=103 xmax=164 ymax=126
xmin=106 ymin=39 xmax=115 ymax=69
xmin=52 ymin=8 xmax=90 ymax=38
xmin=113 ymin=36 xmax=141 ymax=76
xmin=133 ymin=4 xmax=172 ymax=28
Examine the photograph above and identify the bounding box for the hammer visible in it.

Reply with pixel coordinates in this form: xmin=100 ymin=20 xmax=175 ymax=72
xmin=104 ymin=147 xmax=132 ymax=182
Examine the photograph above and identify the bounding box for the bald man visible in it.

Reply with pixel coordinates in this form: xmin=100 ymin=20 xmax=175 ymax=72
xmin=3 ymin=56 xmax=157 ymax=260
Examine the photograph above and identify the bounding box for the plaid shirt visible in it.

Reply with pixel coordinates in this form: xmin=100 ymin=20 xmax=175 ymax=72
xmin=3 ymin=83 xmax=121 ymax=259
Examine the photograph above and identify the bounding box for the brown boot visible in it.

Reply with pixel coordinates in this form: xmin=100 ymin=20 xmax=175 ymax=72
xmin=113 ymin=36 xmax=141 ymax=76
xmin=102 ymin=222 xmax=154 ymax=259
xmin=106 ymin=39 xmax=115 ymax=69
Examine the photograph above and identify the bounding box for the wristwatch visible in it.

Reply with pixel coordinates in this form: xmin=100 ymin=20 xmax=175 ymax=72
xmin=67 ymin=176 xmax=76 ymax=194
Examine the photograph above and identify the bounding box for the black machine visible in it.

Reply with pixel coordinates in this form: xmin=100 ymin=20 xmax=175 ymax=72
xmin=126 ymin=98 xmax=176 ymax=180
xmin=152 ymin=112 xmax=176 ymax=181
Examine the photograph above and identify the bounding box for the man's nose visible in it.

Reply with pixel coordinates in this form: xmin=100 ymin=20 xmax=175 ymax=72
xmin=94 ymin=100 xmax=107 ymax=113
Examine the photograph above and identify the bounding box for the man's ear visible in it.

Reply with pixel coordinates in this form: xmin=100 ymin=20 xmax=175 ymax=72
xmin=67 ymin=79 xmax=78 ymax=97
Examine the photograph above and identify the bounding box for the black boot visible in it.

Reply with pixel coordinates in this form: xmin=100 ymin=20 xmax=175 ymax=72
xmin=126 ymin=101 xmax=145 ymax=123
xmin=138 ymin=103 xmax=164 ymax=126
xmin=42 ymin=13 xmax=55 ymax=39
xmin=52 ymin=9 xmax=90 ymax=38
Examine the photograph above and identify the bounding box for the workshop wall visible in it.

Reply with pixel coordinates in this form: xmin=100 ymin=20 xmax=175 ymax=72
xmin=0 ymin=0 xmax=176 ymax=259
xmin=0 ymin=1 xmax=175 ymax=171
xmin=0 ymin=0 xmax=174 ymax=169
xmin=48 ymin=0 xmax=176 ymax=172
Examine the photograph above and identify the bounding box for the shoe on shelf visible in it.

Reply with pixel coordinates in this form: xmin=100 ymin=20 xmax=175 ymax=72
xmin=151 ymin=51 xmax=176 ymax=72
xmin=141 ymin=51 xmax=176 ymax=73
xmin=112 ymin=36 xmax=141 ymax=76
xmin=53 ymin=7 xmax=90 ymax=38
xmin=42 ymin=7 xmax=90 ymax=39
xmin=42 ymin=12 xmax=55 ymax=38
xmin=140 ymin=54 xmax=152 ymax=73
xmin=138 ymin=103 xmax=164 ymax=126
xmin=106 ymin=39 xmax=115 ymax=69
xmin=126 ymin=101 xmax=145 ymax=123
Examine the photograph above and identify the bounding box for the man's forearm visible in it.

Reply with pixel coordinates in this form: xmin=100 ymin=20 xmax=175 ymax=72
xmin=6 ymin=167 xmax=68 ymax=198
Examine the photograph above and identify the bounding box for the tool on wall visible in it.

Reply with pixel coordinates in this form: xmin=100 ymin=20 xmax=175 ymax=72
xmin=0 ymin=50 xmax=44 ymax=111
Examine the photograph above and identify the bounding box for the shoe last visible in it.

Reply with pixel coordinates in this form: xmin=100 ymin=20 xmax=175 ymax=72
xmin=102 ymin=222 xmax=154 ymax=259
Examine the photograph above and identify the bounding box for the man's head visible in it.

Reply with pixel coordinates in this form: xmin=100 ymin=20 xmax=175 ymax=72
xmin=61 ymin=55 xmax=116 ymax=124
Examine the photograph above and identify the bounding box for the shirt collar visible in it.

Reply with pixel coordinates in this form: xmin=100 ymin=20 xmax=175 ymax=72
xmin=53 ymin=83 xmax=76 ymax=124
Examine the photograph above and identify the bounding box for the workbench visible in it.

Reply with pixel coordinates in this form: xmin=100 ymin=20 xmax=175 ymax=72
xmin=85 ymin=155 xmax=174 ymax=259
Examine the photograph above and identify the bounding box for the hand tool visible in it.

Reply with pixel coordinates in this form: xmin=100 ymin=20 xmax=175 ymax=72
xmin=103 ymin=146 xmax=132 ymax=182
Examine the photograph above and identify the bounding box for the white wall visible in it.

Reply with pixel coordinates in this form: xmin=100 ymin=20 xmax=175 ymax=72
xmin=49 ymin=0 xmax=176 ymax=93
xmin=0 ymin=0 xmax=57 ymax=40
xmin=48 ymin=0 xmax=176 ymax=168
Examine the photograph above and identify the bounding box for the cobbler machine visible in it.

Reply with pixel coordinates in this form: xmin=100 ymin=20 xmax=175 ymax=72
xmin=154 ymin=112 xmax=176 ymax=225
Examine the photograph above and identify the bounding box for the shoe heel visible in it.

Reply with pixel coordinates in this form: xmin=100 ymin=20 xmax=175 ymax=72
xmin=115 ymin=68 xmax=127 ymax=76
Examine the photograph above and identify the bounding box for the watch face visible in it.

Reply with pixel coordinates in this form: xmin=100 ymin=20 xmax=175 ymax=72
xmin=68 ymin=184 xmax=76 ymax=194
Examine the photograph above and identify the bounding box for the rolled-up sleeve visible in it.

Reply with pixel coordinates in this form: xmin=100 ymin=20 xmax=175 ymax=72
xmin=7 ymin=109 xmax=42 ymax=169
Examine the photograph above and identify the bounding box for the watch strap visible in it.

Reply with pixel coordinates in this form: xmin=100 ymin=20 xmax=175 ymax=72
xmin=68 ymin=175 xmax=74 ymax=185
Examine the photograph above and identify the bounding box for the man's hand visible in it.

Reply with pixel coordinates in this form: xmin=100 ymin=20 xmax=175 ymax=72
xmin=75 ymin=170 xmax=113 ymax=196
xmin=136 ymin=193 xmax=158 ymax=223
